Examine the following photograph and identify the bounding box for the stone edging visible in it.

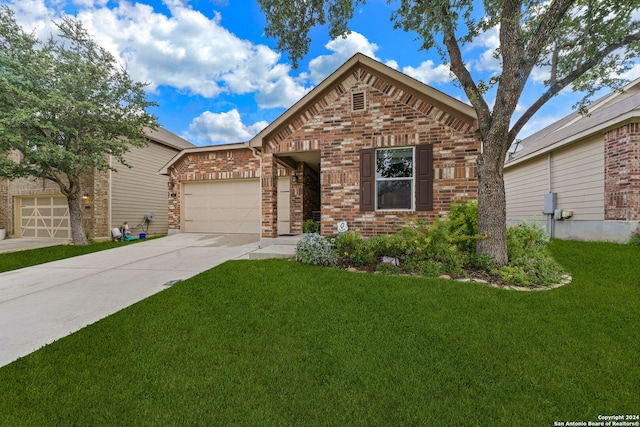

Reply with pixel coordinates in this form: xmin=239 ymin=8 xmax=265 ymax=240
xmin=450 ymin=274 xmax=573 ymax=291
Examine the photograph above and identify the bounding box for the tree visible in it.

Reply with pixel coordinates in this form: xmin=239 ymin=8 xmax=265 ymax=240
xmin=258 ymin=0 xmax=640 ymax=266
xmin=0 ymin=6 xmax=157 ymax=246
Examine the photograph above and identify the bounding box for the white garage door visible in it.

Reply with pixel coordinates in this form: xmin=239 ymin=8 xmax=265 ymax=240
xmin=18 ymin=196 xmax=71 ymax=239
xmin=183 ymin=180 xmax=260 ymax=234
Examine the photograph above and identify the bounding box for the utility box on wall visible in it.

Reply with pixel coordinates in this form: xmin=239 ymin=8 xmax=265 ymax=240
xmin=543 ymin=193 xmax=557 ymax=215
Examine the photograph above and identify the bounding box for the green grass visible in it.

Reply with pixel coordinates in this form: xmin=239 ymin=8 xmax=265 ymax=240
xmin=0 ymin=237 xmax=160 ymax=273
xmin=0 ymin=240 xmax=638 ymax=426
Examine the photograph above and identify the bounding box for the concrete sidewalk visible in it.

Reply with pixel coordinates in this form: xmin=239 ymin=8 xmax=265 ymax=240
xmin=0 ymin=233 xmax=260 ymax=368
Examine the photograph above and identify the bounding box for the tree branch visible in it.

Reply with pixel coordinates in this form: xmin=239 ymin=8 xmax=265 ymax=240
xmin=510 ymin=31 xmax=640 ymax=141
xmin=439 ymin=6 xmax=491 ymax=131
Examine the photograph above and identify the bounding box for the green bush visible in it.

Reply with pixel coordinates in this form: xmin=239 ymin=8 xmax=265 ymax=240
xmin=496 ymin=221 xmax=565 ymax=287
xmin=466 ymin=253 xmax=494 ymax=271
xmin=506 ymin=220 xmax=549 ymax=262
xmin=629 ymin=227 xmax=640 ymax=245
xmin=334 ymin=231 xmax=377 ymax=266
xmin=295 ymin=233 xmax=337 ymax=267
xmin=303 ymin=220 xmax=320 ymax=234
xmin=446 ymin=200 xmax=480 ymax=254
xmin=417 ymin=259 xmax=443 ymax=277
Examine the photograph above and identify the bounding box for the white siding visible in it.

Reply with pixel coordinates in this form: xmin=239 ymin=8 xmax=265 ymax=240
xmin=550 ymin=136 xmax=604 ymax=220
xmin=505 ymin=135 xmax=604 ymax=222
xmin=111 ymin=142 xmax=178 ymax=236
xmin=505 ymin=155 xmax=549 ymax=221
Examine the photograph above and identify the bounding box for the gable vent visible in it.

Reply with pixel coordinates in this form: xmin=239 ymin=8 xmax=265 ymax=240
xmin=352 ymin=91 xmax=366 ymax=111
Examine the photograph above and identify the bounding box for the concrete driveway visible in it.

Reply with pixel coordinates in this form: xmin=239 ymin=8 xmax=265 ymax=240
xmin=0 ymin=233 xmax=260 ymax=368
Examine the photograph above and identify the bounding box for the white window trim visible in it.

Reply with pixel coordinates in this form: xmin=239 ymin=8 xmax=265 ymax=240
xmin=374 ymin=146 xmax=415 ymax=211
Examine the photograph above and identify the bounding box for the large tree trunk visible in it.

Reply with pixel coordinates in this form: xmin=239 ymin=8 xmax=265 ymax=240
xmin=476 ymin=133 xmax=510 ymax=267
xmin=67 ymin=186 xmax=89 ymax=246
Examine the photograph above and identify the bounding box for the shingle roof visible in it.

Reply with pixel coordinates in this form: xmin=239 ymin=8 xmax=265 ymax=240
xmin=145 ymin=127 xmax=194 ymax=150
xmin=505 ymin=78 xmax=640 ymax=166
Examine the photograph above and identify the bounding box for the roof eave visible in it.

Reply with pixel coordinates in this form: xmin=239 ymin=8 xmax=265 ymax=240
xmin=158 ymin=142 xmax=250 ymax=175
xmin=250 ymin=53 xmax=478 ymax=147
xmin=505 ymin=110 xmax=640 ymax=168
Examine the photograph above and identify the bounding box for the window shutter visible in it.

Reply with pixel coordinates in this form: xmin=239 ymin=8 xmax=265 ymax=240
xmin=360 ymin=148 xmax=375 ymax=211
xmin=415 ymin=144 xmax=434 ymax=211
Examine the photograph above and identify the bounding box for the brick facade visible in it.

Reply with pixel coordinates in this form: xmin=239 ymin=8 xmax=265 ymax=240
xmin=604 ymin=122 xmax=640 ymax=221
xmin=261 ymin=66 xmax=479 ymax=237
xmin=164 ymin=56 xmax=479 ymax=238
xmin=167 ymin=148 xmax=263 ymax=231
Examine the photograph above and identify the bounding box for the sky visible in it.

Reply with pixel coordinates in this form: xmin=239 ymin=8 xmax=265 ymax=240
xmin=3 ymin=0 xmax=640 ymax=147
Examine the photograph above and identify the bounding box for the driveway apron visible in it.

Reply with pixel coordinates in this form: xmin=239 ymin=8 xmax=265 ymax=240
xmin=0 ymin=233 xmax=260 ymax=368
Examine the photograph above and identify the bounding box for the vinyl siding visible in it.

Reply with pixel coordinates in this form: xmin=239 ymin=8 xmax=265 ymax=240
xmin=505 ymin=135 xmax=604 ymax=222
xmin=550 ymin=135 xmax=604 ymax=220
xmin=505 ymin=155 xmax=549 ymax=221
xmin=110 ymin=142 xmax=178 ymax=235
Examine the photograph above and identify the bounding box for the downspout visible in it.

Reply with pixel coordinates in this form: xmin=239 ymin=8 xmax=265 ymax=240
xmin=548 ymin=152 xmax=554 ymax=238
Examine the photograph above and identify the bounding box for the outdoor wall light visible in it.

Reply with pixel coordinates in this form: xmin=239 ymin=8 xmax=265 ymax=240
xmin=82 ymin=193 xmax=90 ymax=201
xmin=292 ymin=172 xmax=299 ymax=183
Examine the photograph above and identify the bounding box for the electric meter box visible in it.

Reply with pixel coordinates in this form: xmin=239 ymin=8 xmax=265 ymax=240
xmin=543 ymin=193 xmax=557 ymax=215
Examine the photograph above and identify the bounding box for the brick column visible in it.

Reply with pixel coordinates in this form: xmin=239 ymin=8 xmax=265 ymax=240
xmin=261 ymin=152 xmax=278 ymax=237
xmin=605 ymin=122 xmax=640 ymax=221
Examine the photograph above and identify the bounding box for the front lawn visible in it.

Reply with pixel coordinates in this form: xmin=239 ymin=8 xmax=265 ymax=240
xmin=0 ymin=240 xmax=638 ymax=426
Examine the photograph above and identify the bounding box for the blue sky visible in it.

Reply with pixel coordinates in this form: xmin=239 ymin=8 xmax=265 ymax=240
xmin=3 ymin=0 xmax=640 ymax=146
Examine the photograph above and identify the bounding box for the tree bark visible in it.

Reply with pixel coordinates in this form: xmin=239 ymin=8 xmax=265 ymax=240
xmin=67 ymin=185 xmax=89 ymax=246
xmin=476 ymin=122 xmax=513 ymax=267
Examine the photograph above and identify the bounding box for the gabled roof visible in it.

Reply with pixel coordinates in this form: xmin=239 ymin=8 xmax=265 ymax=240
xmin=145 ymin=127 xmax=194 ymax=150
xmin=158 ymin=142 xmax=250 ymax=175
xmin=249 ymin=53 xmax=478 ymax=147
xmin=505 ymin=78 xmax=640 ymax=167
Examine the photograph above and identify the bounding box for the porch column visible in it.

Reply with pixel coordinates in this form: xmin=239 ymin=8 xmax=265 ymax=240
xmin=261 ymin=152 xmax=278 ymax=237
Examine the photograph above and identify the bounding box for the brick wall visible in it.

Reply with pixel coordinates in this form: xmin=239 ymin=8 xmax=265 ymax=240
xmin=604 ymin=122 xmax=640 ymax=221
xmin=167 ymin=148 xmax=262 ymax=231
xmin=262 ymin=67 xmax=479 ymax=237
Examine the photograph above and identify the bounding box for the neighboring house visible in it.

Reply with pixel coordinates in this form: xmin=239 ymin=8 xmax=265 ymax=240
xmin=504 ymin=78 xmax=640 ymax=242
xmin=161 ymin=53 xmax=480 ymax=240
xmin=0 ymin=127 xmax=194 ymax=240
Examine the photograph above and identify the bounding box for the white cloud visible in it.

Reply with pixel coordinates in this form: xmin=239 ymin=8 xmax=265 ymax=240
xmin=401 ymin=60 xmax=451 ymax=85
xmin=6 ymin=0 xmax=311 ymax=108
xmin=307 ymin=31 xmax=380 ymax=83
xmin=384 ymin=59 xmax=399 ymax=70
xmin=467 ymin=26 xmax=502 ymax=74
xmin=186 ymin=109 xmax=268 ymax=145
xmin=517 ymin=115 xmax=559 ymax=139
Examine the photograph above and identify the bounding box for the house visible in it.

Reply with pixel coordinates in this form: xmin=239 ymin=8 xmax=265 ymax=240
xmin=161 ymin=54 xmax=480 ymax=241
xmin=504 ymin=78 xmax=640 ymax=242
xmin=0 ymin=127 xmax=194 ymax=240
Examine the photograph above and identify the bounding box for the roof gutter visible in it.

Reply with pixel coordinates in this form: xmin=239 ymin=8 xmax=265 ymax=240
xmin=505 ymin=110 xmax=640 ymax=168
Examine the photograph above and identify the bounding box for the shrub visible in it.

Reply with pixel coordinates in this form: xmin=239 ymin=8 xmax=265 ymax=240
xmin=506 ymin=220 xmax=550 ymax=262
xmin=417 ymin=259 xmax=443 ymax=278
xmin=295 ymin=233 xmax=337 ymax=266
xmin=446 ymin=200 xmax=480 ymax=254
xmin=303 ymin=220 xmax=320 ymax=234
xmin=466 ymin=253 xmax=494 ymax=271
xmin=498 ymin=220 xmax=565 ymax=287
xmin=334 ymin=231 xmax=376 ymax=266
xmin=629 ymin=227 xmax=640 ymax=245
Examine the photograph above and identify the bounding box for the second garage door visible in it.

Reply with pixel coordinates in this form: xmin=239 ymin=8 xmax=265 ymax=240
xmin=183 ymin=180 xmax=260 ymax=234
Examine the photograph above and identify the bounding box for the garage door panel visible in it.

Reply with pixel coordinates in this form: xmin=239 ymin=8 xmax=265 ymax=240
xmin=19 ymin=196 xmax=70 ymax=239
xmin=183 ymin=180 xmax=260 ymax=234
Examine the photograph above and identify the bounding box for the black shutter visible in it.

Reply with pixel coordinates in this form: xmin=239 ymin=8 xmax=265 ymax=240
xmin=360 ymin=148 xmax=375 ymax=211
xmin=415 ymin=144 xmax=433 ymax=211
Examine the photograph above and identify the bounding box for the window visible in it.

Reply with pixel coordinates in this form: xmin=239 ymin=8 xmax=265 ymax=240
xmin=376 ymin=148 xmax=414 ymax=210
xmin=360 ymin=145 xmax=433 ymax=212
